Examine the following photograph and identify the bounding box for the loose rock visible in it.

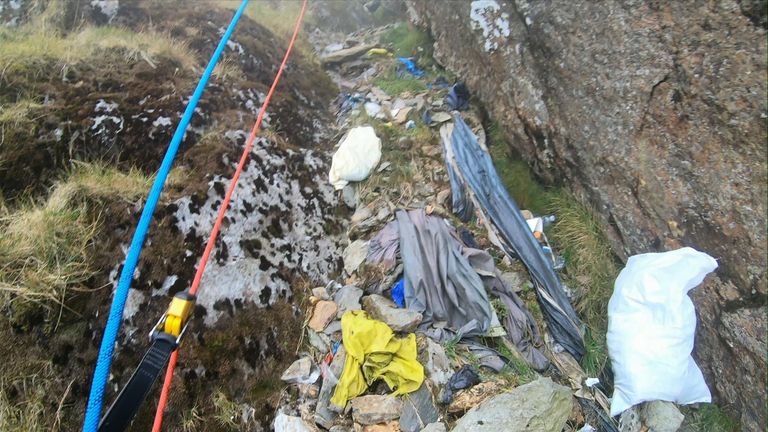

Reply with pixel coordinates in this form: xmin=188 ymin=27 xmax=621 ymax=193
xmin=350 ymin=395 xmax=403 ymax=425
xmin=308 ymin=329 xmax=332 ymax=354
xmin=309 ymin=301 xmax=338 ymax=332
xmin=400 ymin=384 xmax=439 ymax=432
xmin=419 ymin=337 xmax=452 ymax=388
xmin=361 ymin=421 xmax=400 ymax=431
xmin=452 ymin=378 xmax=572 ymax=432
xmin=274 ymin=412 xmax=318 ymax=432
xmin=335 ymin=285 xmax=364 ymax=318
xmin=351 ymin=206 xmax=373 ymax=224
xmin=281 ymin=357 xmax=320 ymax=384
xmin=312 ymin=286 xmax=331 ymax=300
xmin=421 ymin=423 xmax=447 ymax=432
xmin=362 ymin=294 xmax=422 ymax=332
xmin=640 ymin=401 xmax=684 ymax=432
xmin=343 ymin=240 xmax=369 ymax=275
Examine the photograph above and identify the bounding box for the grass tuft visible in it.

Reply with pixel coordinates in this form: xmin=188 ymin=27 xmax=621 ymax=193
xmin=211 ymin=391 xmax=241 ymax=430
xmin=0 ymin=163 xmax=182 ymax=330
xmin=372 ymin=66 xmax=428 ymax=96
xmin=0 ymin=25 xmax=196 ymax=83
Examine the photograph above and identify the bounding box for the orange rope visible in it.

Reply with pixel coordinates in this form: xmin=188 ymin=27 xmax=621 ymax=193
xmin=151 ymin=1 xmax=308 ymax=429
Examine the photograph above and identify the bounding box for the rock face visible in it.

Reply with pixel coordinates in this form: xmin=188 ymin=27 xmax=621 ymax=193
xmin=408 ymin=1 xmax=767 ymax=429
xmin=451 ymin=377 xmax=572 ymax=431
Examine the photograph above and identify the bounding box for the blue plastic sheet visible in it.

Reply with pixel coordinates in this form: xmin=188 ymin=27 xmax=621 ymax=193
xmin=397 ymin=57 xmax=425 ymax=77
xmin=391 ymin=278 xmax=405 ymax=308
xmin=445 ymin=82 xmax=470 ymax=111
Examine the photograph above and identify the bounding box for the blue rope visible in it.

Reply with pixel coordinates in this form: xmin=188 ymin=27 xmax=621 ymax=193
xmin=82 ymin=2 xmax=249 ymax=430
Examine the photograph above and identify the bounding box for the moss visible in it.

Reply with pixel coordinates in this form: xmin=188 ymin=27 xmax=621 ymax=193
xmin=682 ymin=404 xmax=740 ymax=432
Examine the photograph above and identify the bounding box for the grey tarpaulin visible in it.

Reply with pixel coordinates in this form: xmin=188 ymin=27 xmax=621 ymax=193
xmin=439 ymin=123 xmax=474 ymax=221
xmin=397 ymin=209 xmax=492 ymax=337
xmin=462 ymin=248 xmax=550 ymax=371
xmin=441 ymin=114 xmax=585 ymax=360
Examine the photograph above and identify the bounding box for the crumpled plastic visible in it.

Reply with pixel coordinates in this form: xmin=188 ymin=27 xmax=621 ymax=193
xmin=330 ymin=311 xmax=424 ymax=408
xmin=439 ymin=365 xmax=481 ymax=404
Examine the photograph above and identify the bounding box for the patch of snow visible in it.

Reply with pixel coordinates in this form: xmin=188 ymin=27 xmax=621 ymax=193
xmin=54 ymin=128 xmax=63 ymax=142
xmin=153 ymin=275 xmax=179 ymax=297
xmin=470 ymin=0 xmax=511 ymax=52
xmin=123 ymin=288 xmax=145 ymax=321
xmin=9 ymin=0 xmax=21 ymax=11
xmin=138 ymin=95 xmax=151 ymax=105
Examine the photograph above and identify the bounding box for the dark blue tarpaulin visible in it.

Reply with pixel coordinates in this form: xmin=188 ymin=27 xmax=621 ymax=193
xmin=442 ymin=114 xmax=585 ymax=360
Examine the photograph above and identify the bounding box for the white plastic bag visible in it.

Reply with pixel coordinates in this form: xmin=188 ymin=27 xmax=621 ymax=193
xmin=607 ymin=247 xmax=717 ymax=416
xmin=328 ymin=126 xmax=381 ymax=190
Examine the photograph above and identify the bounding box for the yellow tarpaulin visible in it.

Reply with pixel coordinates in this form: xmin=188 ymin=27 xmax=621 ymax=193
xmin=330 ymin=310 xmax=424 ymax=407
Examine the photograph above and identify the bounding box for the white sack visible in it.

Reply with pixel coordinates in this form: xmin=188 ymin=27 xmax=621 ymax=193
xmin=608 ymin=247 xmax=717 ymax=416
xmin=328 ymin=126 xmax=381 ymax=190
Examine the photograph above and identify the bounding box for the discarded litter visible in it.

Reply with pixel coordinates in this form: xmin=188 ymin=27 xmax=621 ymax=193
xmin=328 ymin=126 xmax=382 ymax=190
xmin=391 ymin=278 xmax=405 ymax=307
xmin=330 ymin=311 xmax=424 ymax=408
xmin=441 ymin=115 xmax=585 ymax=359
xmin=396 ymin=56 xmax=425 ymax=77
xmin=608 ymin=247 xmax=717 ymax=415
xmin=367 ymin=47 xmax=390 ymax=56
xmin=369 ymin=209 xmax=494 ymax=339
xmin=405 ymin=119 xmax=416 ymax=129
xmin=439 ymin=365 xmax=481 ymax=404
xmin=585 ymin=377 xmax=600 ymax=388
xmin=445 ymin=81 xmax=470 ymax=110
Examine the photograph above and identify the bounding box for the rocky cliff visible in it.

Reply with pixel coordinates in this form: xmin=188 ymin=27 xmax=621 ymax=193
xmin=407 ymin=1 xmax=767 ymax=430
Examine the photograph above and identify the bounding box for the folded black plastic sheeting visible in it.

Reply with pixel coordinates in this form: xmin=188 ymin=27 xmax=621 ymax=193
xmin=442 ymin=114 xmax=585 ymax=360
xmin=439 ymin=124 xmax=474 ymax=221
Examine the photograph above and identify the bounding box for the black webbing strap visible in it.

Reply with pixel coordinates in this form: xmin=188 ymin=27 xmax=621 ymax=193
xmin=98 ymin=333 xmax=176 ymax=432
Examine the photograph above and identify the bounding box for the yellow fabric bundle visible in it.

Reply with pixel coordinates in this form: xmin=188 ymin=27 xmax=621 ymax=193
xmin=330 ymin=310 xmax=424 ymax=407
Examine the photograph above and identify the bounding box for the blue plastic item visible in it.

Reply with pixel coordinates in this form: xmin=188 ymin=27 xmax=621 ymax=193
xmin=391 ymin=278 xmax=405 ymax=308
xmin=81 ymin=2 xmax=250 ymax=431
xmin=396 ymin=56 xmax=425 ymax=77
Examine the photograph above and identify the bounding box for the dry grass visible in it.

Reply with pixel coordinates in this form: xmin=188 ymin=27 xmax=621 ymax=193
xmin=211 ymin=390 xmax=241 ymax=429
xmin=217 ymin=0 xmax=316 ymax=60
xmin=0 ymin=162 xmax=183 ymax=330
xmin=0 ymin=24 xmax=197 ymax=82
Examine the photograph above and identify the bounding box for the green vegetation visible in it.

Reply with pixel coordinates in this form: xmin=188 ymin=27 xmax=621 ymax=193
xmin=380 ymin=22 xmax=433 ymax=59
xmin=372 ymin=66 xmax=428 ymax=96
xmin=683 ymin=404 xmax=740 ymax=432
xmin=487 ymin=121 xmax=620 ymax=376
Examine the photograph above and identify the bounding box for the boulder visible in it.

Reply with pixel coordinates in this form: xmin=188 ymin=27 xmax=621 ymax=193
xmin=408 ymin=3 xmax=767 ymax=427
xmin=451 ymin=377 xmax=572 ymax=431
xmin=350 ymin=395 xmax=403 ymax=425
xmin=362 ymin=294 xmax=422 ymax=332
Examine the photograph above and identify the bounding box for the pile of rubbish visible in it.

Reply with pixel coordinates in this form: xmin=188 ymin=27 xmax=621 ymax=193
xmin=274 ymin=24 xmax=719 ymax=432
